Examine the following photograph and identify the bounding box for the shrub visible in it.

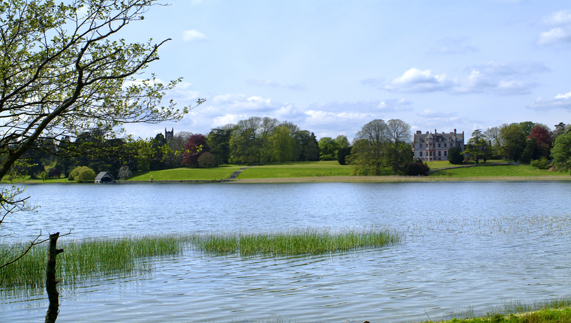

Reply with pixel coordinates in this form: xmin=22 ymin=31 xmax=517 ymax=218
xmin=198 ymin=152 xmax=218 ymax=168
xmin=531 ymin=157 xmax=550 ymax=170
xmin=447 ymin=147 xmax=464 ymax=164
xmin=69 ymin=166 xmax=96 ymax=183
xmin=337 ymin=147 xmax=352 ymax=165
xmin=48 ymin=168 xmax=61 ymax=179
xmin=402 ymin=160 xmax=430 ymax=176
xmin=118 ymin=166 xmax=132 ymax=180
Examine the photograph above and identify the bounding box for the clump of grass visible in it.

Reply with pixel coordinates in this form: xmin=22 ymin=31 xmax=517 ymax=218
xmin=190 ymin=229 xmax=400 ymax=256
xmin=435 ymin=298 xmax=571 ymax=322
xmin=0 ymin=235 xmax=182 ymax=294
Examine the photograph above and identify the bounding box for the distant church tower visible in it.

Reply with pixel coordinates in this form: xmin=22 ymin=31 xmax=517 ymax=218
xmin=165 ymin=128 xmax=174 ymax=143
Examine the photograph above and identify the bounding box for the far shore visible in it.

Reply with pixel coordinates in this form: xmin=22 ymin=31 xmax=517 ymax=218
xmin=226 ymin=175 xmax=571 ymax=184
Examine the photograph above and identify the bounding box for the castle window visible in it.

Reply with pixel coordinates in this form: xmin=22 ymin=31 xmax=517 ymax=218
xmin=444 ymin=143 xmax=447 ymax=147
xmin=420 ymin=152 xmax=423 ymax=156
xmin=438 ymin=144 xmax=441 ymax=148
xmin=444 ymin=151 xmax=447 ymax=156
xmin=438 ymin=151 xmax=441 ymax=156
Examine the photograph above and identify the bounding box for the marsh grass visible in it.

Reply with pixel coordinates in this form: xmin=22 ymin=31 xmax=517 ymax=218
xmin=1 ymin=230 xmax=399 ymax=295
xmin=434 ymin=298 xmax=571 ymax=322
xmin=0 ymin=235 xmax=182 ymax=295
xmin=189 ymin=229 xmax=400 ymax=256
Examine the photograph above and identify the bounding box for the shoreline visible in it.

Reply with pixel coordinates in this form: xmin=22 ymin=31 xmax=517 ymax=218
xmin=225 ymin=175 xmax=571 ymax=183
xmin=4 ymin=175 xmax=571 ymax=185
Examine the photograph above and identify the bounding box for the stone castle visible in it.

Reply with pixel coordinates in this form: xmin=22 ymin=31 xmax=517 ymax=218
xmin=413 ymin=129 xmax=465 ymax=161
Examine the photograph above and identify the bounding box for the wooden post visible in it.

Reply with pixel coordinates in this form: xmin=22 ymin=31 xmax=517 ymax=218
xmin=45 ymin=232 xmax=63 ymax=323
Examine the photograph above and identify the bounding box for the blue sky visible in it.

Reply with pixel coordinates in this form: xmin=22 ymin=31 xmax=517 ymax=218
xmin=122 ymin=0 xmax=571 ymax=141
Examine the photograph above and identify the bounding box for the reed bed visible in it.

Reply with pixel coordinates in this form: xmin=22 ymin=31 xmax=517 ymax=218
xmin=0 ymin=235 xmax=182 ymax=293
xmin=189 ymin=229 xmax=400 ymax=256
xmin=1 ymin=230 xmax=399 ymax=295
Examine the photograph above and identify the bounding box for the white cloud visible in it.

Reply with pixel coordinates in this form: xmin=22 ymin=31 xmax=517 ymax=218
xmin=528 ymin=90 xmax=571 ymax=110
xmin=183 ymin=30 xmax=208 ymax=42
xmin=385 ymin=68 xmax=453 ymax=93
xmin=538 ymin=28 xmax=571 ymax=45
xmin=537 ymin=11 xmax=571 ymax=47
xmin=544 ymin=10 xmax=571 ymax=26
xmin=384 ymin=61 xmax=547 ymax=95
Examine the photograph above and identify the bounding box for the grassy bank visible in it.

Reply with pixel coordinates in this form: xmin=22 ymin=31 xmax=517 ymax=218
xmin=129 ymin=165 xmax=242 ymax=181
xmin=430 ymin=165 xmax=568 ymax=178
xmin=427 ymin=298 xmax=571 ymax=322
xmin=190 ymin=229 xmax=400 ymax=256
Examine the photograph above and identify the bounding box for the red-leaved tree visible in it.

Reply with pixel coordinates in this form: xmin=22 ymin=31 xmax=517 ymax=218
xmin=529 ymin=125 xmax=553 ymax=158
xmin=182 ymin=134 xmax=210 ymax=167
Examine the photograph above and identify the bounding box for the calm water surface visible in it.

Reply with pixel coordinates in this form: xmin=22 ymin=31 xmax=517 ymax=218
xmin=1 ymin=182 xmax=571 ymax=322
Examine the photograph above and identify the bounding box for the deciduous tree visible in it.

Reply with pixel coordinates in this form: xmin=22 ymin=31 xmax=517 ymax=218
xmin=0 ymin=0 xmax=203 ymax=279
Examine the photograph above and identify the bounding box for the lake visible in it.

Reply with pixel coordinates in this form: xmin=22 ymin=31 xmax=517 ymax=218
xmin=2 ymin=181 xmax=571 ymax=322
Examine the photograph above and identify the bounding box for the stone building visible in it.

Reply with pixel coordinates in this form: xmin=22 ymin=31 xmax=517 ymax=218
xmin=165 ymin=128 xmax=174 ymax=143
xmin=413 ymin=129 xmax=465 ymax=161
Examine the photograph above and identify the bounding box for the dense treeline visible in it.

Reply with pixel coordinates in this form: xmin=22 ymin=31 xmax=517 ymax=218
xmin=463 ymin=121 xmax=571 ymax=170
xmin=6 ymin=117 xmax=571 ymax=181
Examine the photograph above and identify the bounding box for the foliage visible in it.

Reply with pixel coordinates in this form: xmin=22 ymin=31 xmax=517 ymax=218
xmin=528 ymin=125 xmax=553 ymax=159
xmin=551 ymin=131 xmax=571 ymax=171
xmin=335 ymin=135 xmax=350 ymax=148
xmin=530 ymin=157 xmax=550 ymax=170
xmin=0 ymin=0 xmax=204 ymax=269
xmin=197 ymin=152 xmax=218 ymax=168
xmin=48 ymin=168 xmax=61 ymax=179
xmin=463 ymin=129 xmax=491 ymax=164
xmin=403 ymin=159 xmax=430 ymax=176
xmin=118 ymin=166 xmax=132 ymax=180
xmin=337 ymin=147 xmax=352 ymax=165
xmin=181 ymin=134 xmax=209 ymax=168
xmin=519 ymin=138 xmax=537 ymax=164
xmin=69 ymin=166 xmax=96 ymax=183
xmin=318 ymin=137 xmax=341 ymax=160
xmin=448 ymin=146 xmax=464 ymax=164
xmin=207 ymin=128 xmax=232 ymax=164
xmin=270 ymin=126 xmax=295 ymax=162
xmin=500 ymin=123 xmax=527 ymax=162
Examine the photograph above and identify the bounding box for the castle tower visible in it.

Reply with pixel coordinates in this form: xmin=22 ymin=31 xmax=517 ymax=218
xmin=165 ymin=128 xmax=174 ymax=143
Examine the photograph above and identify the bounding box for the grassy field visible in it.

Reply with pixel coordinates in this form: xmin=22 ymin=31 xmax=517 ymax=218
xmin=238 ymin=161 xmax=352 ymax=179
xmin=129 ymin=165 xmax=243 ymax=181
xmin=425 ymin=160 xmax=509 ymax=170
xmin=430 ymin=165 xmax=568 ymax=178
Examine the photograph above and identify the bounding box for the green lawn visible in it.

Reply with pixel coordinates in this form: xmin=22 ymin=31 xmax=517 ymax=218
xmin=238 ymin=161 xmax=352 ymax=179
xmin=129 ymin=166 xmax=243 ymax=181
xmin=425 ymin=160 xmax=509 ymax=170
xmin=1 ymin=177 xmax=70 ymax=184
xmin=430 ymin=164 xmax=568 ymax=178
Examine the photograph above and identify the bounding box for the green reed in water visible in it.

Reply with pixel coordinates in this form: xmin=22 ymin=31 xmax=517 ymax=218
xmin=1 ymin=230 xmax=399 ymax=295
xmin=189 ymin=229 xmax=400 ymax=256
xmin=0 ymin=235 xmax=182 ymax=292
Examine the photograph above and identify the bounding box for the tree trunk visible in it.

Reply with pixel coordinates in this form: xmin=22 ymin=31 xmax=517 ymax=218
xmin=45 ymin=232 xmax=63 ymax=323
